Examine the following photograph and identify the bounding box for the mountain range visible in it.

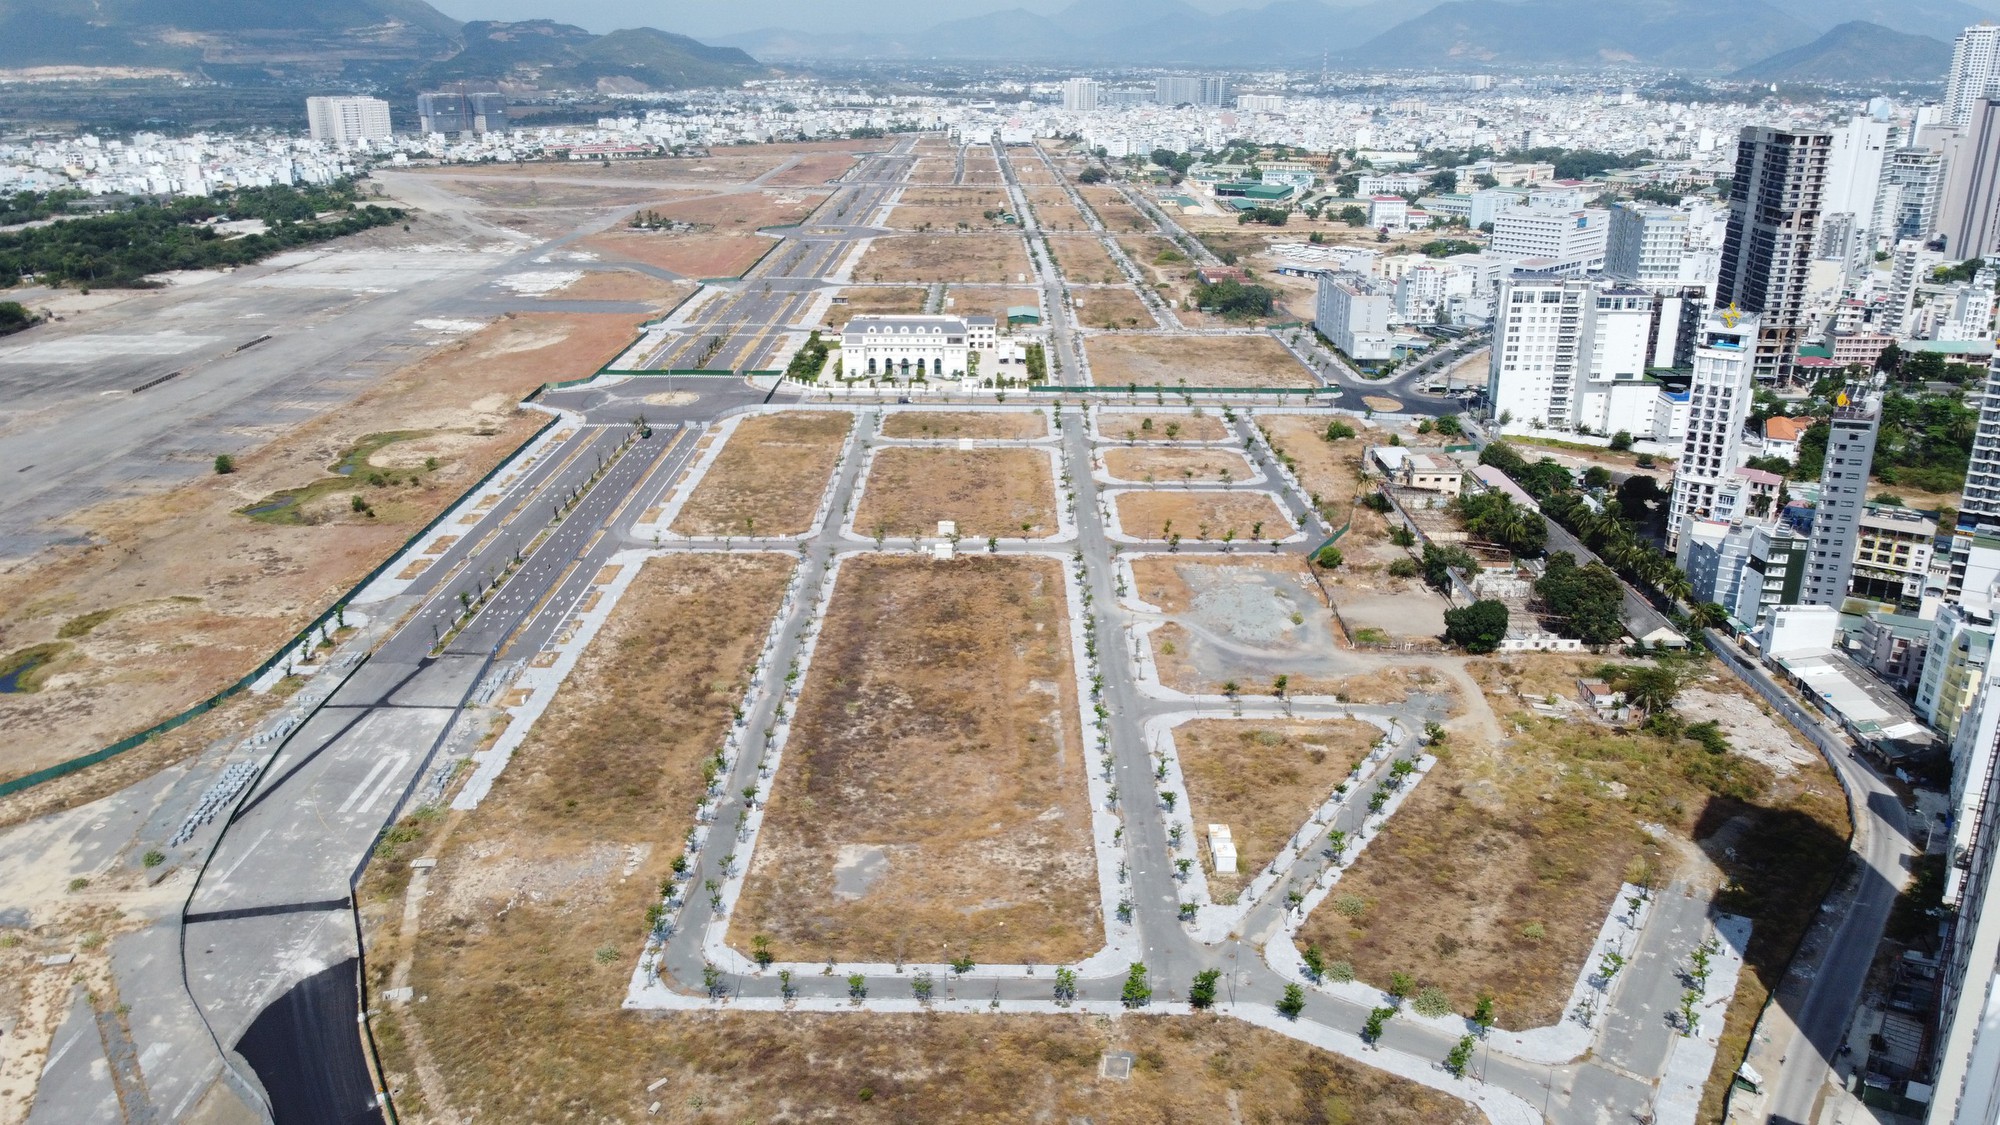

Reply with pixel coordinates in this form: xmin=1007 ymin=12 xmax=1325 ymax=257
xmin=1730 ymin=20 xmax=1956 ymax=81
xmin=0 ymin=0 xmax=763 ymax=91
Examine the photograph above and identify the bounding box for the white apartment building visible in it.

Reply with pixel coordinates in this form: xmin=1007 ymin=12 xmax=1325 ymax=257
xmin=1236 ymin=94 xmax=1284 ymax=113
xmin=1487 ymin=276 xmax=1667 ymax=435
xmin=840 ymin=315 xmax=991 ymax=381
xmin=305 ymin=96 xmax=393 ymax=144
xmin=1488 ymin=207 xmax=1609 ymax=276
xmin=1605 ymin=202 xmax=1688 ymax=282
xmin=1950 ymin=22 xmax=2000 ymax=128
xmin=1667 ymin=310 xmax=1759 ymax=550
xmin=1315 ymin=272 xmax=1395 ymax=362
xmin=1886 ymin=238 xmax=1945 ymax=336
xmin=1367 ymin=195 xmax=1410 ymax=230
xmin=1943 ymin=281 xmax=1999 ymax=342
xmin=1823 ymin=115 xmax=1896 ymax=252
xmin=1357 ymin=172 xmax=1428 ymax=196
xmin=1061 ymin=78 xmax=1101 ymax=112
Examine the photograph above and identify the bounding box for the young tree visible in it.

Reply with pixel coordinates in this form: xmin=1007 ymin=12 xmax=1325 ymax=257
xmin=1122 ymin=962 xmax=1152 ymax=1007
xmin=1189 ymin=968 xmax=1221 ymax=1008
xmin=1277 ymin=982 xmax=1307 ymax=1019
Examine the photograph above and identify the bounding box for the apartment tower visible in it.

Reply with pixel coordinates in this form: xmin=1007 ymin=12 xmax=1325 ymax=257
xmin=1716 ymin=127 xmax=1831 ymax=383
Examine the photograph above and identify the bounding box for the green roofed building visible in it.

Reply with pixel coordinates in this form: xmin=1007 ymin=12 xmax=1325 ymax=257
xmin=1007 ymin=305 xmax=1041 ymax=325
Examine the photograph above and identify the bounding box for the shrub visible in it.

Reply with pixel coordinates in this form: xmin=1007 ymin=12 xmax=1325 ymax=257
xmin=1388 ymin=557 xmax=1421 ymax=578
xmin=213 ymin=454 xmax=235 ymax=474
xmin=1313 ymin=545 xmax=1343 ymax=569
xmin=1412 ymin=985 xmax=1454 ymax=1018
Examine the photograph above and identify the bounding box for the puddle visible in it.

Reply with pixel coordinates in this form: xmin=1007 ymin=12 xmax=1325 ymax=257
xmin=832 ymin=843 xmax=888 ymax=900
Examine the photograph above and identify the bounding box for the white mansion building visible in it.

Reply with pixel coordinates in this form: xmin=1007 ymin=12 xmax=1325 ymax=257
xmin=841 ymin=315 xmax=998 ymax=380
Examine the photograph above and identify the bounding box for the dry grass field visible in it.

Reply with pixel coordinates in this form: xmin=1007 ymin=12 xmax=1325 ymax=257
xmin=1177 ymin=719 xmax=1380 ymax=903
xmin=1045 ymin=235 xmax=1124 ymax=284
xmin=1296 ymin=656 xmax=1851 ymax=1041
xmin=880 ymin=410 xmax=1049 ymax=440
xmin=855 ymin=234 xmax=1034 ymax=285
xmin=1098 ymin=412 xmax=1231 ymax=442
xmin=1257 ymin=413 xmax=1384 ymax=529
xmin=1079 ymin=185 xmax=1153 ymax=232
xmin=0 ymin=310 xmax=652 ymax=783
xmin=1102 ymin=446 xmax=1253 ymax=484
xmin=822 ymin=287 xmax=928 ymax=329
xmin=889 ymin=187 xmax=1012 ymax=231
xmin=642 ymin=191 xmax=828 ymax=230
xmin=1114 ymin=491 xmax=1291 ymax=542
xmin=1073 ymin=286 xmax=1159 ymax=330
xmin=670 ymin=412 xmax=851 ymax=537
xmin=1086 ymin=334 xmax=1317 ymax=389
xmin=1116 ymin=233 xmax=1192 ymax=284
xmin=729 ymin=555 xmax=1097 ymax=965
xmin=582 ymin=231 xmax=776 ymax=279
xmin=1025 ymin=189 xmax=1088 ymax=230
xmin=854 ymin=447 xmax=1059 ymax=540
xmin=943 ymin=286 xmax=1040 ymax=323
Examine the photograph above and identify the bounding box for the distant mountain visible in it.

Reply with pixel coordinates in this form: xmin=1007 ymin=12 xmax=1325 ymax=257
xmin=414 ymin=19 xmax=762 ymax=91
xmin=0 ymin=0 xmax=761 ymax=91
xmin=1758 ymin=0 xmax=1991 ymax=44
xmin=1350 ymin=0 xmax=1822 ymax=70
xmin=1732 ymin=20 xmax=1952 ymax=81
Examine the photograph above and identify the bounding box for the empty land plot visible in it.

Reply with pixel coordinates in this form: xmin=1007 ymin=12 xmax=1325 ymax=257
xmin=856 ymin=234 xmax=1033 ymax=285
xmin=1257 ymin=414 xmax=1379 ymax=520
xmin=730 ymin=554 xmax=1096 ymax=965
xmin=642 ymin=190 xmax=828 ymax=230
xmin=944 ymin=286 xmax=1040 ymax=323
xmin=422 ymin=176 xmax=663 ymax=210
xmin=889 ymin=187 xmax=1013 ymax=231
xmin=671 ymin=412 xmax=851 ymax=537
xmin=1081 ymin=186 xmax=1152 ymax=232
xmin=1178 ymin=719 xmax=1380 ymax=902
xmin=0 ymin=311 xmax=641 ymax=781
xmin=1127 ymin=554 xmax=1351 ymax=696
xmin=1011 ymin=157 xmax=1059 ymax=185
xmin=1114 ymin=491 xmax=1290 ymax=542
xmin=555 ymin=270 xmax=694 ymax=305
xmin=1087 ymin=334 xmax=1316 ymax=390
xmin=765 ymin=151 xmax=859 ymax=186
xmin=823 ymin=287 xmax=928 ymax=329
xmin=1044 ymin=235 xmax=1124 ymax=284
xmin=1026 ymin=189 xmax=1088 ymax=230
xmin=1073 ymin=285 xmax=1158 ymax=330
xmin=1103 ymin=446 xmax=1253 ymax=484
xmin=1296 ymin=655 xmax=1850 ymax=1035
xmin=854 ymin=447 xmax=1059 ymax=539
xmin=1098 ymin=411 xmax=1231 ymax=442
xmin=1117 ymin=234 xmax=1192 ymax=284
xmin=582 ymin=231 xmax=774 ymax=279
xmin=880 ymin=410 xmax=1049 ymax=440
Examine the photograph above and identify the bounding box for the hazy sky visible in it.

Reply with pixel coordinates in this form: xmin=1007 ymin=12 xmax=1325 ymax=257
xmin=426 ymin=0 xmax=1244 ymax=39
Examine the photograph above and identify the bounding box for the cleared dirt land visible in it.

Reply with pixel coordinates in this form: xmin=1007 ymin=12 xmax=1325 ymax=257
xmin=856 ymin=234 xmax=1034 ymax=285
xmin=1098 ymin=411 xmax=1231 ymax=442
xmin=822 ymin=286 xmax=928 ymax=329
xmin=1025 ymin=188 xmax=1087 ymax=230
xmin=1080 ymin=185 xmax=1153 ymax=232
xmin=1072 ymin=285 xmax=1159 ymax=330
xmin=854 ymin=447 xmax=1059 ymax=540
xmin=670 ymin=412 xmax=851 ymax=537
xmin=582 ymin=230 xmax=776 ymax=280
xmin=1114 ymin=490 xmax=1291 ymax=542
xmin=731 ymin=555 xmax=1096 ymax=965
xmin=0 ymin=311 xmax=653 ymax=783
xmin=1128 ymin=554 xmax=1354 ymax=697
xmin=1296 ymin=655 xmax=1851 ymax=1040
xmin=1102 ymin=446 xmax=1254 ymax=484
xmin=889 ymin=187 xmax=1013 ymax=231
xmin=1257 ymin=414 xmax=1379 ymax=518
xmin=943 ymin=286 xmax=1040 ymax=323
xmin=1087 ymin=334 xmax=1317 ymax=389
xmin=1044 ymin=235 xmax=1124 ymax=284
xmin=880 ymin=410 xmax=1049 ymax=440
xmin=1178 ymin=719 xmax=1380 ymax=903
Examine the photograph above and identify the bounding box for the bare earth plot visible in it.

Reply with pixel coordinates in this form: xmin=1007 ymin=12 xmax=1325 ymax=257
xmin=889 ymin=187 xmax=1013 ymax=231
xmin=1128 ymin=555 xmax=1352 ymax=696
xmin=1072 ymin=286 xmax=1158 ymax=330
xmin=855 ymin=234 xmax=1034 ymax=285
xmin=822 ymin=287 xmax=928 ymax=329
xmin=943 ymin=286 xmax=1040 ymax=323
xmin=1114 ymin=490 xmax=1290 ymax=542
xmin=764 ymin=151 xmax=859 ymax=186
xmin=880 ymin=410 xmax=1049 ymax=440
xmin=671 ymin=411 xmax=851 ymax=537
xmin=555 ymin=270 xmax=694 ymax=305
xmin=1117 ymin=233 xmax=1192 ymax=286
xmin=640 ymin=191 xmax=828 ymax=230
xmin=0 ymin=311 xmax=650 ymax=782
xmin=730 ymin=555 xmax=1098 ymax=965
xmin=582 ymin=231 xmax=776 ymax=280
xmin=1098 ymin=411 xmax=1231 ymax=442
xmin=1177 ymin=719 xmax=1379 ymax=902
xmin=1102 ymin=446 xmax=1253 ymax=484
xmin=1080 ymin=186 xmax=1152 ymax=232
xmin=1044 ymin=235 xmax=1123 ymax=284
xmin=1025 ymin=189 xmax=1087 ymax=231
xmin=1086 ymin=334 xmax=1318 ymax=390
xmin=1297 ymin=654 xmax=1851 ymax=1050
xmin=854 ymin=447 xmax=1059 ymax=540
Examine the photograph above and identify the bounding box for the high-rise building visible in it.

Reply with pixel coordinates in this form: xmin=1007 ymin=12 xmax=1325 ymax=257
xmin=1950 ymin=356 xmax=2000 ymax=598
xmin=1883 ymin=147 xmax=1948 ymax=241
xmin=1199 ymin=76 xmax=1232 ymax=107
xmin=1949 ymin=23 xmax=2000 ymax=128
xmin=1605 ymin=203 xmax=1689 ymax=283
xmin=1885 ymin=238 xmax=1944 ymax=336
xmin=1488 ymin=276 xmax=1661 ymax=433
xmin=1154 ymin=76 xmax=1202 ymax=106
xmin=1667 ymin=310 xmax=1759 ymax=550
xmin=1943 ymin=99 xmax=2000 ymax=258
xmin=1488 ymin=207 xmax=1610 ymax=275
xmin=1943 ymin=280 xmax=1999 ymax=342
xmin=1800 ymin=389 xmax=1882 ymax=607
xmin=417 ymin=91 xmax=509 ymax=135
xmin=1716 ymin=127 xmax=1831 ymax=383
xmin=1314 ymin=272 xmax=1394 ymax=361
xmin=305 ymin=96 xmax=393 ymax=143
xmin=1823 ymin=116 xmax=1896 ymax=248
xmin=1061 ymin=78 xmax=1101 ymax=112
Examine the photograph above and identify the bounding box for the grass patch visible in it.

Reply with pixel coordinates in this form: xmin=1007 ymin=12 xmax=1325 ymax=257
xmin=56 ymin=609 xmax=119 ymax=639
xmin=879 ymin=410 xmax=1048 ymax=441
xmin=0 ymin=643 xmax=68 ymax=694
xmin=236 ymin=430 xmax=439 ymax=525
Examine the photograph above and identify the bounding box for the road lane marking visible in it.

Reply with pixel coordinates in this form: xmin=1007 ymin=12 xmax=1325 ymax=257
xmin=353 ymin=753 xmax=410 ymax=817
xmin=336 ymin=754 xmax=397 ymax=815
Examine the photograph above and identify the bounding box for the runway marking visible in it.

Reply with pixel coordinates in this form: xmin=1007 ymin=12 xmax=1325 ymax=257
xmin=214 ymin=826 xmax=276 ymax=884
xmin=336 ymin=754 xmax=398 ymax=816
xmin=351 ymin=753 xmax=410 ymax=818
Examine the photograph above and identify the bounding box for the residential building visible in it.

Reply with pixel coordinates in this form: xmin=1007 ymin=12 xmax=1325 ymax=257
xmin=1886 ymin=238 xmax=1945 ymax=336
xmin=840 ymin=315 xmax=983 ymax=381
xmin=1762 ymin=414 xmax=1816 ymax=460
xmin=1852 ymin=504 xmax=1938 ymax=609
xmin=1857 ymin=610 xmax=1931 ymax=692
xmin=1943 ymin=99 xmax=2000 ymax=259
xmin=1668 ymin=310 xmax=1760 ymax=549
xmin=417 ymin=91 xmax=508 ymax=135
xmin=1928 ymin=704 xmax=2000 ymax=1122
xmin=1824 ymin=115 xmax=1896 ymax=250
xmin=1716 ymin=127 xmax=1832 ymax=382
xmin=1061 ymin=78 xmax=1101 ymax=112
xmin=1882 ymin=148 xmax=1947 ymax=242
xmin=1945 ymin=282 xmax=1999 ymax=342
xmin=1953 ymin=358 xmax=2000 ymax=597
xmin=1153 ymin=76 xmax=1229 ymax=107
xmin=1605 ymin=203 xmax=1688 ymax=283
xmin=1829 ymin=332 xmax=1894 ymax=370
xmin=1357 ymin=172 xmax=1428 ymax=196
xmin=1470 ymin=186 xmax=1528 ymax=228
xmin=1920 ymin=597 xmax=1997 ymax=745
xmin=1801 ymin=392 xmax=1882 ymax=607
xmin=1315 ymin=272 xmax=1395 ymax=362
xmin=1236 ymin=94 xmax=1284 ymax=113
xmin=1488 ymin=207 xmax=1609 ymax=275
xmin=305 ymin=96 xmax=393 ymax=143
xmin=1949 ymin=22 xmax=2000 ymax=128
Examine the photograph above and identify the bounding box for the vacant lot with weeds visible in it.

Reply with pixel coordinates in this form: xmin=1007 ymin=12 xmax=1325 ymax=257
xmin=1114 ymin=490 xmax=1291 ymax=543
xmin=730 ymin=555 xmax=1097 ymax=965
xmin=1073 ymin=286 xmax=1159 ymax=330
xmin=1099 ymin=411 xmax=1231 ymax=443
xmin=823 ymin=287 xmax=928 ymax=329
xmin=1103 ymin=446 xmax=1254 ymax=485
xmin=856 ymin=234 xmax=1034 ymax=285
xmin=880 ymin=410 xmax=1048 ymax=441
xmin=1087 ymin=334 xmax=1317 ymax=390
xmin=854 ymin=447 xmax=1059 ymax=540
xmin=671 ymin=412 xmax=851 ymax=537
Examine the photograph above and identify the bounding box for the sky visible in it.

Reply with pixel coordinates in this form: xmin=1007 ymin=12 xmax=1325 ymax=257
xmin=425 ymin=0 xmax=1244 ymax=40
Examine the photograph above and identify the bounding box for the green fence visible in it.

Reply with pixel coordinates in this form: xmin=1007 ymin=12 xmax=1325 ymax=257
xmin=1037 ymin=384 xmax=1336 ymax=396
xmin=0 ymin=411 xmax=564 ymax=798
